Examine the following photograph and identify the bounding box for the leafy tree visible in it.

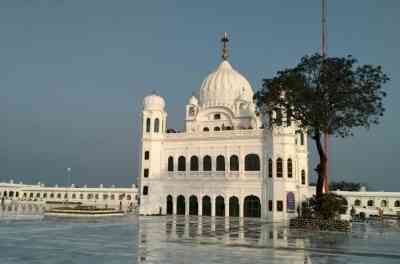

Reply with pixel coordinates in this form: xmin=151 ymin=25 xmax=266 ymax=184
xmin=330 ymin=181 xmax=363 ymax=191
xmin=255 ymin=54 xmax=389 ymax=199
xmin=303 ymin=193 xmax=348 ymax=220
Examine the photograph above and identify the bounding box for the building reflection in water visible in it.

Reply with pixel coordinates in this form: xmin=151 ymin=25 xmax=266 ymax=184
xmin=138 ymin=216 xmax=316 ymax=264
xmin=0 ymin=202 xmax=45 ymax=218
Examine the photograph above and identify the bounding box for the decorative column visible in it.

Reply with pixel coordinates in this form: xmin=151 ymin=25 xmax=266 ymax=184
xmin=211 ymin=195 xmax=216 ymax=217
xmin=198 ymin=195 xmax=203 ymax=216
xmin=185 ymin=195 xmax=189 ymax=216
xmin=173 ymin=195 xmax=177 ymax=215
xmin=225 ymin=196 xmax=229 ymax=217
xmin=239 ymin=195 xmax=244 ymax=218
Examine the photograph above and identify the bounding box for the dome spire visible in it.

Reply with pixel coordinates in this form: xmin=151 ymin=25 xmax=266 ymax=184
xmin=221 ymin=32 xmax=229 ymax=60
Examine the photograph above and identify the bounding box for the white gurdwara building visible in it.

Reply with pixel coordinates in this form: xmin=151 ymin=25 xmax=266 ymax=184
xmin=139 ymin=34 xmax=310 ymax=221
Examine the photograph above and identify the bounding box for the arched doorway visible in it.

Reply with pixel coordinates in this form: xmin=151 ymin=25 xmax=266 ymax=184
xmin=189 ymin=195 xmax=198 ymax=215
xmin=215 ymin=196 xmax=225 ymax=217
xmin=202 ymin=196 xmax=211 ymax=216
xmin=229 ymin=196 xmax=239 ymax=217
xmin=166 ymin=195 xmax=173 ymax=215
xmin=244 ymin=195 xmax=261 ymax=218
xmin=177 ymin=195 xmax=185 ymax=215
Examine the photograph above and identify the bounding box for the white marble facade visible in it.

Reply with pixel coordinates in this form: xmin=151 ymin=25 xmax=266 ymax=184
xmin=0 ymin=181 xmax=138 ymax=211
xmin=139 ymin=36 xmax=311 ymax=221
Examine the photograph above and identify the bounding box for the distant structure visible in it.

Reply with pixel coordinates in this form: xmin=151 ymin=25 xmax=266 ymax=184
xmin=138 ymin=33 xmax=310 ymax=221
xmin=0 ymin=180 xmax=138 ymax=211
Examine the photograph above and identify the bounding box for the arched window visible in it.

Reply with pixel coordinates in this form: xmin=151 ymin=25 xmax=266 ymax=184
xmin=143 ymin=168 xmax=149 ymax=178
xmin=178 ymin=156 xmax=186 ymax=171
xmin=245 ymin=154 xmax=260 ymax=171
xmin=216 ymin=155 xmax=225 ymax=171
xmin=395 ymin=201 xmax=400 ymax=207
xmin=143 ymin=186 xmax=148 ymax=195
xmin=71 ymin=193 xmax=76 ymax=199
xmin=367 ymin=200 xmax=374 ymax=207
xmin=275 ymin=109 xmax=283 ymax=126
xmin=203 ymin=127 xmax=209 ymax=132
xmin=354 ymin=199 xmax=361 ymax=206
xmin=268 ymin=159 xmax=273 ymax=177
xmin=229 ymin=155 xmax=239 ymax=171
xmin=146 ymin=118 xmax=151 ymax=132
xmin=154 ymin=118 xmax=160 ymax=133
xmin=287 ymin=192 xmax=295 ymax=212
xmin=301 ymin=170 xmax=306 ymax=184
xmin=286 ymin=107 xmax=292 ymax=127
xmin=287 ymin=159 xmax=293 ymax=178
xmin=276 ymin=158 xmax=283 ymax=177
xmin=190 ymin=156 xmax=199 ymax=171
xmin=214 ymin=127 xmax=220 ymax=131
xmin=300 ymin=131 xmax=304 ymax=145
xmin=203 ymin=155 xmax=211 ymax=171
xmin=144 ymin=151 xmax=150 ymax=160
xmin=103 ymin=194 xmax=108 ymax=200
xmin=381 ymin=200 xmax=387 ymax=207
xmin=168 ymin=156 xmax=174 ymax=171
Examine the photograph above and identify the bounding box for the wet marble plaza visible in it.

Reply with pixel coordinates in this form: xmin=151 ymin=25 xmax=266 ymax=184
xmin=1 ymin=204 xmax=400 ymax=263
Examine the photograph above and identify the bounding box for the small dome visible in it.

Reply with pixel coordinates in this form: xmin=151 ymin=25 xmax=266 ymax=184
xmin=188 ymin=95 xmax=198 ymax=106
xmin=143 ymin=93 xmax=165 ymax=110
xmin=199 ymin=60 xmax=253 ymax=107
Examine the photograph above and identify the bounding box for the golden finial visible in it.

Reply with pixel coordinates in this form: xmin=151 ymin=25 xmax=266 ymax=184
xmin=221 ymin=32 xmax=229 ymax=60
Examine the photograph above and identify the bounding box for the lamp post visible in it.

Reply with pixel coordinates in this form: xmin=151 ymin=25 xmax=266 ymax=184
xmin=66 ymin=168 xmax=71 ymax=204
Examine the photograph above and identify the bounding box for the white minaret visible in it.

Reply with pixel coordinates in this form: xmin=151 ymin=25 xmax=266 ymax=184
xmin=139 ymin=93 xmax=167 ymax=215
xmin=262 ymin=102 xmax=307 ymax=221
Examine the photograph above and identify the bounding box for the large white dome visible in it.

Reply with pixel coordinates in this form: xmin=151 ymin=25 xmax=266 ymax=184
xmin=199 ymin=60 xmax=254 ymax=107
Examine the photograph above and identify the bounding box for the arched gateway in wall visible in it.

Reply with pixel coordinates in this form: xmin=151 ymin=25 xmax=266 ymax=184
xmin=177 ymin=195 xmax=185 ymax=215
xmin=189 ymin=195 xmax=198 ymax=215
xmin=167 ymin=194 xmax=261 ymax=218
xmin=244 ymin=195 xmax=261 ymax=218
xmin=166 ymin=195 xmax=173 ymax=215
xmin=202 ymin=196 xmax=211 ymax=216
xmin=229 ymin=196 xmax=239 ymax=217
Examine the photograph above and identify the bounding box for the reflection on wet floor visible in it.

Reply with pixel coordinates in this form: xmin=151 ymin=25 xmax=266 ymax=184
xmin=139 ymin=216 xmax=400 ymax=264
xmin=1 ymin=210 xmax=400 ymax=264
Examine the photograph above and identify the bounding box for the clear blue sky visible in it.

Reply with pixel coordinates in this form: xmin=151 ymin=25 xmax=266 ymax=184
xmin=1 ymin=1 xmax=399 ymax=190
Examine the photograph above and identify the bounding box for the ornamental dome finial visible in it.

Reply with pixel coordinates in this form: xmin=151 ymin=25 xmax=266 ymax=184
xmin=221 ymin=32 xmax=229 ymax=61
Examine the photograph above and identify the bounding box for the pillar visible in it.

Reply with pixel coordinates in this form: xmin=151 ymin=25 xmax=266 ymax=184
xmin=239 ymin=196 xmax=244 ymax=218
xmin=185 ymin=195 xmax=189 ymax=216
xmin=211 ymin=196 xmax=215 ymax=217
xmin=225 ymin=197 xmax=229 ymax=217
xmin=198 ymin=195 xmax=203 ymax=216
xmin=173 ymin=195 xmax=177 ymax=215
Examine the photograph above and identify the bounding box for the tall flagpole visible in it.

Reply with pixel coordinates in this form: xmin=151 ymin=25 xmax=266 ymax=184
xmin=321 ymin=0 xmax=329 ymax=193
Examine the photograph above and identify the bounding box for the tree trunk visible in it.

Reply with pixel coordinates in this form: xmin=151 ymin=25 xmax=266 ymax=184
xmin=313 ymin=131 xmax=327 ymax=199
